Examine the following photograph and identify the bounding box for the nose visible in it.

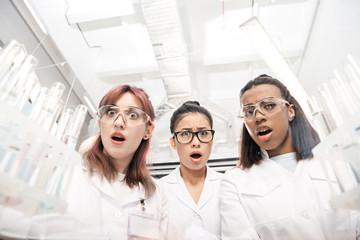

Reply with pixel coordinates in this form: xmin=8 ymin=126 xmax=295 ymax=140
xmin=113 ymin=112 xmax=126 ymax=129
xmin=254 ymin=108 xmax=266 ymax=122
xmin=191 ymin=134 xmax=201 ymax=147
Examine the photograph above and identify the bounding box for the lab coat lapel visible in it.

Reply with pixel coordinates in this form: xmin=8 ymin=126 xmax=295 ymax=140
xmin=240 ymin=157 xmax=295 ymax=196
xmin=296 ymin=158 xmax=337 ymax=182
xmin=166 ymin=167 xmax=199 ymax=213
xmin=90 ymin=173 xmax=118 ymax=201
xmin=89 ymin=171 xmax=146 ymax=206
xmin=121 ymin=184 xmax=146 ymax=207
xmin=197 ymin=166 xmax=219 ymax=209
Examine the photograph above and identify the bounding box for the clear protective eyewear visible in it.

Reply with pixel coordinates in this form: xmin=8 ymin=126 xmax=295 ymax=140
xmin=97 ymin=105 xmax=152 ymax=125
xmin=239 ymin=97 xmax=290 ymax=122
xmin=172 ymin=130 xmax=215 ymax=144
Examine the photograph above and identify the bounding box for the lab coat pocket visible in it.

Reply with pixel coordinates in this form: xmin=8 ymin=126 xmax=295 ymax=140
xmin=128 ymin=212 xmax=160 ymax=240
xmin=308 ymin=168 xmax=339 ymax=211
xmin=239 ymin=182 xmax=287 ymax=225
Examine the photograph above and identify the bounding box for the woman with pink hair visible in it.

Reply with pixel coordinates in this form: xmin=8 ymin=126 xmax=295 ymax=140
xmin=58 ymin=85 xmax=174 ymax=239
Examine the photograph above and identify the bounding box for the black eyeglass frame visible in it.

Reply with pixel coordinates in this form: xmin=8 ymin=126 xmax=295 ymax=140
xmin=172 ymin=130 xmax=215 ymax=144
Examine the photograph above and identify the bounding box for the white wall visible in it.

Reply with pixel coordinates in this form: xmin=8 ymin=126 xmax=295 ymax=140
xmin=298 ymin=0 xmax=360 ymax=97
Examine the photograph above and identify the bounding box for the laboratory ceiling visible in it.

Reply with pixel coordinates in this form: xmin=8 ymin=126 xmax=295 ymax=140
xmin=5 ymin=0 xmax=360 ymax=163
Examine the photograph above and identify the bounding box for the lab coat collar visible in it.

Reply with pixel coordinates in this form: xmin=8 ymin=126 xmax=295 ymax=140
xmin=87 ymin=170 xmax=146 ymax=207
xmin=166 ymin=166 xmax=220 ymax=211
xmin=261 ymin=148 xmax=331 ymax=181
xmin=165 ymin=165 xmax=220 ymax=183
xmin=240 ymin=149 xmax=335 ymax=196
xmin=296 ymin=158 xmax=337 ymax=182
xmin=240 ymin=151 xmax=295 ymax=196
xmin=262 ymin=147 xmax=336 ymax=181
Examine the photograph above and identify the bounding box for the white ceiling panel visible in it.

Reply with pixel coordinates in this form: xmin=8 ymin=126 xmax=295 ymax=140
xmin=14 ymin=0 xmax=360 ymax=163
xmin=66 ymin=0 xmax=135 ymax=24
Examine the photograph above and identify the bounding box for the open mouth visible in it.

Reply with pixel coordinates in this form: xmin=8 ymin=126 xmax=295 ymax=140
xmin=111 ymin=132 xmax=126 ymax=143
xmin=111 ymin=135 xmax=125 ymax=142
xmin=190 ymin=153 xmax=202 ymax=159
xmin=256 ymin=126 xmax=273 ymax=141
xmin=257 ymin=128 xmax=272 ymax=136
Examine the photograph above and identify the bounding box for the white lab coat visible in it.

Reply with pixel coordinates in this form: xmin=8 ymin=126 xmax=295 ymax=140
xmin=158 ymin=166 xmax=222 ymax=240
xmin=32 ymin=164 xmax=172 ymax=240
xmin=220 ymin=151 xmax=356 ymax=240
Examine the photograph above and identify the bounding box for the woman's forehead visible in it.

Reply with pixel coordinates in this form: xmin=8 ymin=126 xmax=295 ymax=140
xmin=113 ymin=92 xmax=142 ymax=108
xmin=241 ymin=84 xmax=282 ymax=105
xmin=175 ymin=112 xmax=211 ymax=129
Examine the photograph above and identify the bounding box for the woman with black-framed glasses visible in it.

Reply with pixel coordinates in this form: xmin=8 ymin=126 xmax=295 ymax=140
xmin=158 ymin=101 xmax=222 ymax=240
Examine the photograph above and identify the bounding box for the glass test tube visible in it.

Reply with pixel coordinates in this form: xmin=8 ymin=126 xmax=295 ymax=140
xmin=0 ymin=55 xmax=38 ymax=108
xmin=34 ymin=82 xmax=65 ymax=132
xmin=63 ymin=104 xmax=88 ymax=149
xmin=318 ymin=82 xmax=345 ymax=129
xmin=331 ymin=70 xmax=359 ymax=116
xmin=55 ymin=108 xmax=74 ymax=142
xmin=307 ymin=95 xmax=332 ymax=140
xmin=0 ymin=40 xmax=27 ymax=81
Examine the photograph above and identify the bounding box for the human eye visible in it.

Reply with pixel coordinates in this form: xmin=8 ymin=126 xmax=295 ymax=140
xmin=179 ymin=131 xmax=191 ymax=138
xmin=106 ymin=107 xmax=118 ymax=117
xmin=264 ymin=102 xmax=276 ymax=110
xmin=125 ymin=108 xmax=140 ymax=120
xmin=243 ymin=107 xmax=254 ymax=117
xmin=262 ymin=99 xmax=278 ymax=111
xmin=199 ymin=130 xmax=209 ymax=136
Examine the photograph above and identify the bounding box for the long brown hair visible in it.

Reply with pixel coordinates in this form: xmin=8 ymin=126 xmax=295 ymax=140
xmin=83 ymin=85 xmax=156 ymax=197
xmin=239 ymin=74 xmax=320 ymax=168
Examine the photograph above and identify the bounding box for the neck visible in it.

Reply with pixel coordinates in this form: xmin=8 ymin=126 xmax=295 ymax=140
xmin=180 ymin=164 xmax=207 ymax=185
xmin=111 ymin=156 xmax=133 ymax=174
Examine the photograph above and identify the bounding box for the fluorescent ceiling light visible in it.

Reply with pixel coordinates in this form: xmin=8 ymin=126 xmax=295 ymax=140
xmin=23 ymin=0 xmax=48 ymax=34
xmin=240 ymin=16 xmax=311 ymax=118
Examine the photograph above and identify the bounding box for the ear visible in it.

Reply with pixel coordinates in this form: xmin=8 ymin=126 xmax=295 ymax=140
xmin=98 ymin=120 xmax=101 ymax=127
xmin=169 ymin=137 xmax=176 ymax=150
xmin=288 ymin=104 xmax=295 ymax=122
xmin=143 ymin=124 xmax=153 ymax=140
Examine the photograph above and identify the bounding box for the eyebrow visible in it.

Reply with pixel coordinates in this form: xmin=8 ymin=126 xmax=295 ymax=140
xmin=109 ymin=105 xmax=141 ymax=109
xmin=180 ymin=127 xmax=208 ymax=131
xmin=242 ymin=97 xmax=276 ymax=107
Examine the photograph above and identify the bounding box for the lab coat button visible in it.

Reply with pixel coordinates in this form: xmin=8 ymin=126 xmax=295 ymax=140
xmin=115 ymin=211 xmax=122 ymax=217
xmin=301 ymin=210 xmax=310 ymax=219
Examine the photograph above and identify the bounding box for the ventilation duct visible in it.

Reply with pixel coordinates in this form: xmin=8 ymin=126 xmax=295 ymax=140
xmin=141 ymin=0 xmax=192 ymax=105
